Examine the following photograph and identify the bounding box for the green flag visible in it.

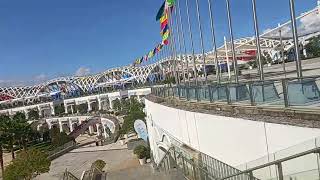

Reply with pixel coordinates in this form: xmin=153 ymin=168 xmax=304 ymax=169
xmin=166 ymin=0 xmax=175 ymax=7
xmin=156 ymin=1 xmax=166 ymax=21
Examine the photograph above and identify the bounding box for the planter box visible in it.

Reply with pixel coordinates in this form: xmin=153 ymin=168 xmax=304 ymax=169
xmin=139 ymin=158 xmax=146 ymax=165
xmin=119 ymin=139 xmax=126 ymax=145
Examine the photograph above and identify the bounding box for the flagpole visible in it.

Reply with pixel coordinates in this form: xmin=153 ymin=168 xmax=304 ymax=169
xmin=195 ymin=0 xmax=207 ymax=85
xmin=177 ymin=0 xmax=190 ymax=86
xmin=226 ymin=0 xmax=239 ymax=83
xmin=224 ymin=36 xmax=231 ymax=81
xmin=289 ymin=0 xmax=303 ymax=78
xmin=174 ymin=2 xmax=186 ymax=85
xmin=251 ymin=0 xmax=264 ymax=81
xmin=185 ymin=0 xmax=198 ymax=85
xmin=171 ymin=7 xmax=181 ymax=85
xmin=207 ymin=0 xmax=220 ymax=84
xmin=168 ymin=8 xmax=179 ymax=85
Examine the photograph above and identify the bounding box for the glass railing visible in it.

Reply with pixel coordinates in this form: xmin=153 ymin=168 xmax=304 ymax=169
xmin=47 ymin=141 xmax=77 ymax=158
xmin=152 ymin=75 xmax=320 ymax=110
xmin=235 ymin=136 xmax=320 ymax=180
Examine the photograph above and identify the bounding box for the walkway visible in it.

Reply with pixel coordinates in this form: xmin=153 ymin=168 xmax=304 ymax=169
xmin=35 ymin=142 xmax=131 ymax=180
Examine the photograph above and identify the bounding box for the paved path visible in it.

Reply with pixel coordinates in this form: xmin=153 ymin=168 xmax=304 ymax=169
xmin=35 ymin=143 xmax=135 ymax=180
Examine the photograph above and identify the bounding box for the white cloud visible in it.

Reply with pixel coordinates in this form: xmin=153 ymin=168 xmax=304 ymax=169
xmin=299 ymin=10 xmax=320 ymax=34
xmin=263 ymin=10 xmax=320 ymax=37
xmin=34 ymin=74 xmax=47 ymax=81
xmin=75 ymin=67 xmax=91 ymax=76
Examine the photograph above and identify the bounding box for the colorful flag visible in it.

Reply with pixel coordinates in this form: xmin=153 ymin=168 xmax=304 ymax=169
xmin=144 ymin=55 xmax=148 ymax=61
xmin=162 ymin=39 xmax=169 ymax=45
xmin=160 ymin=10 xmax=168 ymax=22
xmin=160 ymin=24 xmax=169 ymax=36
xmin=162 ymin=30 xmax=170 ymax=41
xmin=148 ymin=50 xmax=154 ymax=58
xmin=156 ymin=1 xmax=166 ymax=21
xmin=153 ymin=47 xmax=158 ymax=54
xmin=166 ymin=0 xmax=175 ymax=7
xmin=135 ymin=58 xmax=140 ymax=65
xmin=157 ymin=44 xmax=163 ymax=51
xmin=161 ymin=20 xmax=168 ymax=30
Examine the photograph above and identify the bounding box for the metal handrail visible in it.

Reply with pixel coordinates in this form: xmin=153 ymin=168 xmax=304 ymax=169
xmin=81 ymin=165 xmax=104 ymax=180
xmin=221 ymin=146 xmax=320 ymax=179
xmin=156 ymin=146 xmax=175 ymax=168
xmin=63 ymin=169 xmax=79 ymax=180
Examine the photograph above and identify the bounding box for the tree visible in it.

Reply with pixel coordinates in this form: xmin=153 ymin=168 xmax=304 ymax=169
xmin=76 ymin=104 xmax=88 ymax=114
xmin=49 ymin=127 xmax=73 ymax=147
xmin=0 ymin=115 xmax=8 ymax=177
xmin=112 ymin=99 xmax=121 ymax=112
xmin=305 ymin=36 xmax=320 ymax=58
xmin=2 ymin=115 xmax=17 ymax=159
xmin=120 ymin=97 xmax=146 ymax=135
xmin=54 ymin=105 xmax=65 ymax=116
xmin=27 ymin=109 xmax=39 ymax=120
xmin=12 ymin=112 xmax=34 ymax=152
xmin=3 ymin=149 xmax=51 ymax=180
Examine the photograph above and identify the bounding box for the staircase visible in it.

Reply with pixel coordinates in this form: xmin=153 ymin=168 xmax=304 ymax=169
xmin=68 ymin=117 xmax=101 ymax=139
xmin=156 ymin=145 xmax=258 ymax=180
xmin=63 ymin=169 xmax=79 ymax=180
xmin=106 ymin=164 xmax=185 ymax=180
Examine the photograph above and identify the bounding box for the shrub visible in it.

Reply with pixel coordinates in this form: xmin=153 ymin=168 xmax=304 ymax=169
xmin=134 ymin=145 xmax=147 ymax=159
xmin=49 ymin=127 xmax=73 ymax=147
xmin=4 ymin=149 xmax=51 ymax=180
xmin=92 ymin=160 xmax=106 ymax=171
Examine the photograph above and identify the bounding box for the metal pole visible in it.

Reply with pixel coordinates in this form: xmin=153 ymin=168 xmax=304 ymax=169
xmin=168 ymin=10 xmax=179 ymax=84
xmin=224 ymin=36 xmax=231 ymax=81
xmin=278 ymin=23 xmax=286 ymax=78
xmin=289 ymin=0 xmax=303 ymax=78
xmin=277 ymin=163 xmax=284 ymax=180
xmin=195 ymin=0 xmax=208 ymax=84
xmin=185 ymin=0 xmax=198 ymax=85
xmin=251 ymin=0 xmax=264 ymax=81
xmin=225 ymin=0 xmax=239 ymax=83
xmin=174 ymin=3 xmax=186 ymax=85
xmin=177 ymin=0 xmax=190 ymax=86
xmin=207 ymin=0 xmax=220 ymax=83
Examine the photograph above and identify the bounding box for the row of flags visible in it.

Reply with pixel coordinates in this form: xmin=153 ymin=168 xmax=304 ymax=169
xmin=133 ymin=0 xmax=175 ymax=66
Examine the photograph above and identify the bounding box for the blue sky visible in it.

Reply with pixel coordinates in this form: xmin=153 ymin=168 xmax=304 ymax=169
xmin=0 ymin=0 xmax=317 ymax=85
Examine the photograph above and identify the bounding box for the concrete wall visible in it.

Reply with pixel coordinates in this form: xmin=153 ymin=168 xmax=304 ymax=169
xmin=145 ymin=99 xmax=320 ymax=167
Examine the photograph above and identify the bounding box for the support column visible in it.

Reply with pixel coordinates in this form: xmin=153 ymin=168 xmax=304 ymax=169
xmin=98 ymin=98 xmax=102 ymax=111
xmin=58 ymin=120 xmax=63 ymax=132
xmin=75 ymin=101 xmax=79 ymax=114
xmin=47 ymin=120 xmax=52 ymax=129
xmin=109 ymin=98 xmax=113 ymax=109
xmin=89 ymin=126 xmax=93 ymax=134
xmin=37 ymin=105 xmax=42 ymax=117
xmin=71 ymin=105 xmax=74 ymax=114
xmin=87 ymin=100 xmax=92 ymax=112
xmin=64 ymin=102 xmax=68 ymax=114
xmin=102 ymin=124 xmax=107 ymax=138
xmin=96 ymin=124 xmax=101 ymax=136
xmin=69 ymin=119 xmax=74 ymax=132
xmin=24 ymin=109 xmax=29 ymax=119
xmin=50 ymin=104 xmax=55 ymax=116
